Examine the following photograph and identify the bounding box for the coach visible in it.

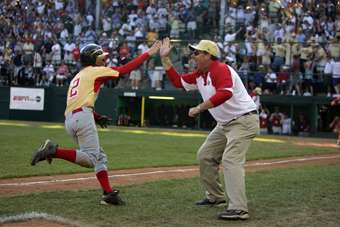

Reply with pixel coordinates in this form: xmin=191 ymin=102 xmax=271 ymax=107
xmin=159 ymin=38 xmax=259 ymax=220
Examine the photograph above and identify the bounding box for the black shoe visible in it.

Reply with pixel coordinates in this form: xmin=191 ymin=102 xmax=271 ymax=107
xmin=101 ymin=189 xmax=126 ymax=206
xmin=31 ymin=139 xmax=58 ymax=166
xmin=218 ymin=209 xmax=249 ymax=220
xmin=195 ymin=198 xmax=226 ymax=207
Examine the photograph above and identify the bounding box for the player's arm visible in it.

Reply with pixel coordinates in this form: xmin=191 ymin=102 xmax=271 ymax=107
xmin=112 ymin=41 xmax=161 ymax=75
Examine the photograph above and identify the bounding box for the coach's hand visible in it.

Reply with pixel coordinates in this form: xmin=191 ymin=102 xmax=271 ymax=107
xmin=188 ymin=105 xmax=201 ymax=118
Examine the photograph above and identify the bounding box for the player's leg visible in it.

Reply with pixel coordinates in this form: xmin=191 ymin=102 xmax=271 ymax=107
xmin=196 ymin=125 xmax=227 ymax=206
xmin=31 ymin=111 xmax=92 ymax=166
xmin=74 ymin=109 xmax=125 ymax=205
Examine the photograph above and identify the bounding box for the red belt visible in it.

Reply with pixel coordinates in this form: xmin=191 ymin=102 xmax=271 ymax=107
xmin=72 ymin=107 xmax=83 ymax=114
xmin=72 ymin=107 xmax=93 ymax=114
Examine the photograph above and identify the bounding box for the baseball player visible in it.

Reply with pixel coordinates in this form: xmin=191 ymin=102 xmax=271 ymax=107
xmin=31 ymin=41 xmax=161 ymax=205
xmin=159 ymin=38 xmax=259 ymax=220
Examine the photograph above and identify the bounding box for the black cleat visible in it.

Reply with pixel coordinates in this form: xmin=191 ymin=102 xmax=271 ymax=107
xmin=31 ymin=139 xmax=57 ymax=166
xmin=101 ymin=189 xmax=126 ymax=206
xmin=195 ymin=198 xmax=226 ymax=207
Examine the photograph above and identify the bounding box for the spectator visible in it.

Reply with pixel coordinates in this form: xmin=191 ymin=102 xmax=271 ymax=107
xmin=129 ymin=68 xmax=142 ymax=90
xmin=282 ymin=112 xmax=292 ymax=135
xmin=64 ymin=39 xmax=76 ymax=65
xmin=324 ymin=55 xmax=334 ymax=97
xmin=263 ymin=66 xmax=277 ymax=94
xmin=296 ymin=113 xmax=310 ymax=137
xmin=56 ymin=61 xmax=69 ymax=87
xmin=276 ymin=65 xmax=290 ymax=95
xmin=269 ymin=107 xmax=283 ymax=135
xmin=51 ymin=40 xmax=62 ymax=66
xmin=249 ymin=87 xmax=262 ymax=110
xmin=272 ymin=37 xmax=286 ymax=72
xmin=223 ymin=28 xmax=242 ymax=45
xmin=330 ymin=56 xmax=340 ymax=96
xmin=42 ymin=61 xmax=55 ymax=86
xmin=288 ymin=55 xmax=302 ymax=95
xmin=259 ymin=106 xmax=269 ymax=135
xmin=33 ymin=51 xmax=43 ymax=86
xmin=17 ymin=63 xmax=34 ymax=86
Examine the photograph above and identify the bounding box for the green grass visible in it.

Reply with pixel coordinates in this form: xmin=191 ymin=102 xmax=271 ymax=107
xmin=0 ymin=120 xmax=339 ymax=178
xmin=1 ymin=164 xmax=339 ymax=227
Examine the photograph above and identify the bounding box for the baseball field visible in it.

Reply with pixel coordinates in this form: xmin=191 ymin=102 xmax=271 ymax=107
xmin=0 ymin=120 xmax=339 ymax=227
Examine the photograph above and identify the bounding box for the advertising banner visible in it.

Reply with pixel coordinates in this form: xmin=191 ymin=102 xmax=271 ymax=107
xmin=9 ymin=87 xmax=45 ymax=111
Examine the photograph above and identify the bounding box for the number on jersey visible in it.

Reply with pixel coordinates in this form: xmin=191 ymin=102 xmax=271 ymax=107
xmin=70 ymin=78 xmax=80 ymax=98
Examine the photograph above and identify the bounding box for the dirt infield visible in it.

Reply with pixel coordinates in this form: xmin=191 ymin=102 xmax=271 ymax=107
xmin=1 ymin=153 xmax=340 ymax=198
xmin=1 ymin=153 xmax=340 ymax=227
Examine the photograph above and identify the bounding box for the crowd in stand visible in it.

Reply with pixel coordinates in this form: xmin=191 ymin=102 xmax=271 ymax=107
xmin=0 ymin=0 xmax=339 ymax=97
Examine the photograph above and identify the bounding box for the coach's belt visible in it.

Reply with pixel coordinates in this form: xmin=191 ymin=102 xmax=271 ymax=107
xmin=72 ymin=107 xmax=93 ymax=114
xmin=220 ymin=110 xmax=258 ymax=126
xmin=241 ymin=110 xmax=258 ymax=116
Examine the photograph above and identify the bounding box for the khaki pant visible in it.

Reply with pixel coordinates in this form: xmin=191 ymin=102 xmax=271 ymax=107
xmin=197 ymin=113 xmax=259 ymax=211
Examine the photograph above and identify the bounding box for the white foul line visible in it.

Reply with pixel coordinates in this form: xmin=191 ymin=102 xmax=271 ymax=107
xmin=1 ymin=155 xmax=340 ymax=187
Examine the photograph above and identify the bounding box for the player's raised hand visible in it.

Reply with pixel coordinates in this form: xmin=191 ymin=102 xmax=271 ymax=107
xmin=160 ymin=37 xmax=172 ymax=58
xmin=147 ymin=40 xmax=161 ymax=56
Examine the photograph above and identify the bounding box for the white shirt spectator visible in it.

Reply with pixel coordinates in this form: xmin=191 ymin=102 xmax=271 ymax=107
xmin=128 ymin=12 xmax=138 ymax=24
xmin=73 ymin=23 xmax=82 ymax=37
xmin=43 ymin=63 xmax=55 ymax=83
xmin=86 ymin=13 xmax=94 ymax=26
xmin=63 ymin=41 xmax=76 ymax=64
xmin=119 ymin=23 xmax=132 ymax=36
xmin=134 ymin=27 xmax=144 ymax=39
xmin=137 ymin=42 xmax=149 ymax=53
xmin=36 ymin=2 xmax=45 ymax=15
xmin=23 ymin=42 xmax=34 ymax=55
xmin=51 ymin=43 xmax=62 ymax=65
xmin=44 ymin=30 xmax=53 ymax=40
xmin=324 ymin=59 xmax=335 ymax=74
xmin=282 ymin=117 xmax=292 ymax=135
xmin=146 ymin=5 xmax=156 ymax=16
xmin=33 ymin=52 xmax=42 ymax=68
xmin=149 ymin=17 xmax=160 ymax=31
xmin=330 ymin=60 xmax=340 ymax=79
xmin=302 ymin=14 xmax=314 ymax=27
xmin=236 ymin=7 xmax=245 ymax=24
xmin=102 ymin=17 xmax=112 ymax=32
xmin=265 ymin=72 xmax=277 ymax=83
xmin=54 ymin=0 xmax=64 ymax=11
xmin=273 ymin=26 xmax=285 ymax=42
xmin=224 ymin=32 xmax=237 ymax=45
xmin=60 ymin=28 xmax=69 ymax=40
xmin=157 ymin=7 xmax=168 ymax=17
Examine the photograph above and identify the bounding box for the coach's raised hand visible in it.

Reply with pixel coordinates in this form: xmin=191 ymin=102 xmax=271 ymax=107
xmin=160 ymin=37 xmax=172 ymax=58
xmin=147 ymin=40 xmax=161 ymax=56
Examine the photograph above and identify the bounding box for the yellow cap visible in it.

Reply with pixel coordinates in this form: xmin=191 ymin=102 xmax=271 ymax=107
xmin=189 ymin=40 xmax=220 ymax=58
